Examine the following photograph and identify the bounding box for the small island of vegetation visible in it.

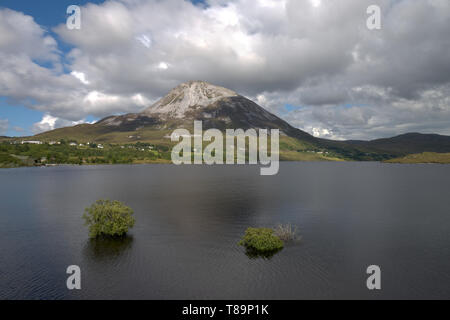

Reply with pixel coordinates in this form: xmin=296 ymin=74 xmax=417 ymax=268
xmin=83 ymin=200 xmax=135 ymax=238
xmin=239 ymin=225 xmax=301 ymax=258
xmin=239 ymin=227 xmax=284 ymax=254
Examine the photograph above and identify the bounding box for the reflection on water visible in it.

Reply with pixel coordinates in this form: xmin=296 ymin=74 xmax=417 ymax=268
xmin=244 ymin=247 xmax=283 ymax=260
xmin=83 ymin=236 xmax=134 ymax=262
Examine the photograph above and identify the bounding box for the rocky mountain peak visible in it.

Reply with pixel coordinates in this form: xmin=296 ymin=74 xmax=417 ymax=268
xmin=141 ymin=80 xmax=239 ymax=118
xmin=95 ymin=80 xmax=312 ymax=142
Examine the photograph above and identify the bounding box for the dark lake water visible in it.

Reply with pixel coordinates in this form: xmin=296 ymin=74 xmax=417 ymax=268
xmin=1 ymin=162 xmax=449 ymax=299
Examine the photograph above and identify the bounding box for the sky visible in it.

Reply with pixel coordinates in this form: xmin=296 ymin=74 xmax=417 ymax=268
xmin=0 ymin=0 xmax=449 ymax=140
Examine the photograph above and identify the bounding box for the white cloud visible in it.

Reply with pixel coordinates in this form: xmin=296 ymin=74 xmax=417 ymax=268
xmin=312 ymin=127 xmax=331 ymax=138
xmin=0 ymin=9 xmax=59 ymax=63
xmin=0 ymin=6 xmax=153 ymax=124
xmin=131 ymin=93 xmax=151 ymax=106
xmin=71 ymin=71 xmax=90 ymax=85
xmin=0 ymin=0 xmax=449 ymax=139
xmin=157 ymin=62 xmax=169 ymax=70
xmin=309 ymin=0 xmax=322 ymax=8
xmin=31 ymin=114 xmax=87 ymax=134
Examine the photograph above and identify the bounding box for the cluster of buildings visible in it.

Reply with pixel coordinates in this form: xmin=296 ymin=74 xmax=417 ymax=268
xmin=17 ymin=141 xmax=155 ymax=151
xmin=19 ymin=140 xmax=105 ymax=149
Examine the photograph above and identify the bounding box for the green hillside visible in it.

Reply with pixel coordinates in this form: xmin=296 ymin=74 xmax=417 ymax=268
xmin=384 ymin=152 xmax=450 ymax=164
xmin=0 ymin=131 xmax=346 ymax=168
xmin=2 ymin=81 xmax=450 ymax=167
xmin=343 ymin=133 xmax=450 ymax=156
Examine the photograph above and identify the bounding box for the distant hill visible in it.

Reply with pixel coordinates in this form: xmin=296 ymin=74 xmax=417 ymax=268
xmin=343 ymin=133 xmax=450 ymax=156
xmin=10 ymin=80 xmax=450 ymax=161
xmin=384 ymin=152 xmax=450 ymax=164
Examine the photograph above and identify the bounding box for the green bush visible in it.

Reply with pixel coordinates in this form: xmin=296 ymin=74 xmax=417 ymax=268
xmin=239 ymin=227 xmax=284 ymax=252
xmin=83 ymin=200 xmax=135 ymax=238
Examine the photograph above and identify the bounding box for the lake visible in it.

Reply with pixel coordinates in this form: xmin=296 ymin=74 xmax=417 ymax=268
xmin=0 ymin=162 xmax=449 ymax=299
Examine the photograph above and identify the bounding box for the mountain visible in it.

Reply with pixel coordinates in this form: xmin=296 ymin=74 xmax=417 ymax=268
xmin=96 ymin=80 xmax=314 ymax=140
xmin=22 ymin=80 xmax=450 ymax=161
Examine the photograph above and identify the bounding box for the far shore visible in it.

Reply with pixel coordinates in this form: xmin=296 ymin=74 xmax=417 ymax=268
xmin=2 ymin=158 xmax=450 ymax=170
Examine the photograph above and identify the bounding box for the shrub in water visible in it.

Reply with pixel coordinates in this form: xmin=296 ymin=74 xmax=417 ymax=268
xmin=239 ymin=227 xmax=284 ymax=253
xmin=273 ymin=223 xmax=301 ymax=242
xmin=83 ymin=200 xmax=135 ymax=238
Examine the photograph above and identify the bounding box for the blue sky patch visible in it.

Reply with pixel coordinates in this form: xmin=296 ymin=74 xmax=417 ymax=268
xmin=0 ymin=98 xmax=44 ymax=136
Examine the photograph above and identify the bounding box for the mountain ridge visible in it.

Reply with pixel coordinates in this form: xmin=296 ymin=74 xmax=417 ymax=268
xmin=94 ymin=81 xmax=316 ymax=143
xmin=7 ymin=80 xmax=450 ymax=161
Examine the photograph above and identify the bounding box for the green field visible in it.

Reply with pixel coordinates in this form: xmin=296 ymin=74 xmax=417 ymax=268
xmin=384 ymin=152 xmax=450 ymax=164
xmin=4 ymin=124 xmax=448 ymax=168
xmin=0 ymin=141 xmax=172 ymax=168
xmin=0 ymin=134 xmax=345 ymax=168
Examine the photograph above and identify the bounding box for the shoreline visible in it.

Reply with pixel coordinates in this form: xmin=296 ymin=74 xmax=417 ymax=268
xmin=2 ymin=159 xmax=450 ymax=170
